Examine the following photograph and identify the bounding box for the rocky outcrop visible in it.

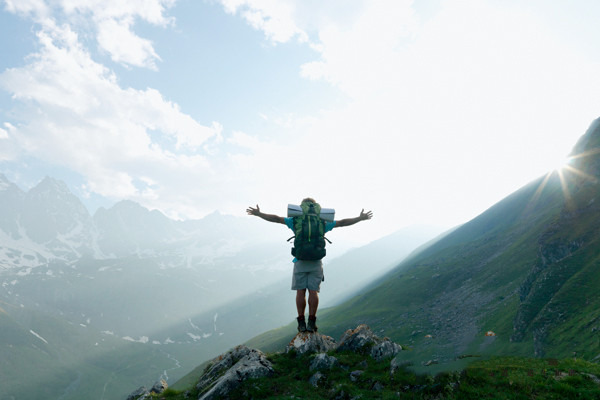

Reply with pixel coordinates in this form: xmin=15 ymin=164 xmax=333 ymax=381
xmin=196 ymin=345 xmax=273 ymax=400
xmin=126 ymin=325 xmax=403 ymax=400
xmin=285 ymin=331 xmax=337 ymax=355
xmin=338 ymin=324 xmax=403 ymax=361
xmin=126 ymin=379 xmax=168 ymax=400
xmin=284 ymin=324 xmax=402 ymax=362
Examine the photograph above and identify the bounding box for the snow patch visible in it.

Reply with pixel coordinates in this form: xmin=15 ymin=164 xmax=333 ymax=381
xmin=29 ymin=330 xmax=49 ymax=344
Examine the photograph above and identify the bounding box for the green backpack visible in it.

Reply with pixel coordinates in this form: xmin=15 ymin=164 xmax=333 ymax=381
xmin=289 ymin=201 xmax=328 ymax=261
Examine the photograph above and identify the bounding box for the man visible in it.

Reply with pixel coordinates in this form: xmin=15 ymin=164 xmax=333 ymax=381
xmin=246 ymin=198 xmax=372 ymax=333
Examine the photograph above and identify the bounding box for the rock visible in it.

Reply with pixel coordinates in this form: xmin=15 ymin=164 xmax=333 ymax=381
xmin=372 ymin=381 xmax=384 ymax=391
xmin=310 ymin=353 xmax=339 ymax=371
xmin=349 ymin=370 xmax=363 ymax=382
xmin=196 ymin=345 xmax=273 ymax=400
xmin=126 ymin=386 xmax=149 ymax=400
xmin=337 ymin=325 xmax=378 ymax=353
xmin=286 ymin=331 xmax=337 ymax=355
xmin=150 ymin=380 xmax=168 ymax=394
xmin=309 ymin=371 xmax=325 ymax=387
xmin=371 ymin=339 xmax=402 ymax=361
xmin=337 ymin=324 xmax=403 ymax=361
xmin=390 ymin=357 xmax=400 ymax=375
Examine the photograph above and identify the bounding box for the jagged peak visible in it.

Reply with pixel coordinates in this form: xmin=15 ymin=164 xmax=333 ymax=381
xmin=29 ymin=176 xmax=72 ymax=196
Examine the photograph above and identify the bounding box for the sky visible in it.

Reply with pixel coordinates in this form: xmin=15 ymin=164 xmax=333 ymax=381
xmin=1 ymin=0 xmax=600 ymax=247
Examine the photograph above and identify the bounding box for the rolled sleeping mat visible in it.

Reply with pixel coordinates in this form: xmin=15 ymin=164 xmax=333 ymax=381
xmin=287 ymin=204 xmax=335 ymax=222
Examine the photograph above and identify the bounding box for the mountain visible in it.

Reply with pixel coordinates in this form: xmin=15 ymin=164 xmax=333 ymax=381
xmin=0 ymin=174 xmax=440 ymax=399
xmin=247 ymin=117 xmax=600 ymax=371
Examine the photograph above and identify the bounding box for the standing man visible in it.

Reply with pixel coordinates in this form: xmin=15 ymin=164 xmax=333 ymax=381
xmin=246 ymin=198 xmax=372 ymax=333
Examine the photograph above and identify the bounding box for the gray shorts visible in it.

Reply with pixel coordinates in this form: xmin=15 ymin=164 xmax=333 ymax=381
xmin=291 ymin=259 xmax=324 ymax=292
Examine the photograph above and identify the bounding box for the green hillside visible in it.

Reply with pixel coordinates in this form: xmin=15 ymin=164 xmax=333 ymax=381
xmin=246 ymin=118 xmax=600 ymax=370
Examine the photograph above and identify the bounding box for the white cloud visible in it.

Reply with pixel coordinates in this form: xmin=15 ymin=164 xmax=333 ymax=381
xmin=219 ymin=0 xmax=308 ymax=43
xmin=0 ymin=22 xmax=219 ymax=204
xmin=3 ymin=0 xmax=175 ymax=69
xmin=95 ymin=17 xmax=161 ymax=69
xmin=3 ymin=0 xmax=50 ymax=19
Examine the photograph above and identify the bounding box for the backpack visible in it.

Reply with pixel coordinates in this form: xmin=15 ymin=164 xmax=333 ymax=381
xmin=289 ymin=201 xmax=328 ymax=261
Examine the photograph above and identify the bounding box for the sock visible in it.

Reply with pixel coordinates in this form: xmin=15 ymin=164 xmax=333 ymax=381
xmin=297 ymin=315 xmax=305 ymax=321
xmin=308 ymin=315 xmax=316 ymax=321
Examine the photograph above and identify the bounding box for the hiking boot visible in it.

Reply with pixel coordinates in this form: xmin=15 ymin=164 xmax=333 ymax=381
xmin=297 ymin=316 xmax=307 ymax=332
xmin=307 ymin=316 xmax=318 ymax=332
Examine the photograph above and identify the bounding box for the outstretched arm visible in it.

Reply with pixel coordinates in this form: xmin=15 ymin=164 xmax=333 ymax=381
xmin=246 ymin=204 xmax=285 ymax=224
xmin=334 ymin=209 xmax=373 ymax=228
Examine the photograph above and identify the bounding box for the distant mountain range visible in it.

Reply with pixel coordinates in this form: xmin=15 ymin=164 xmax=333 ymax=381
xmin=247 ymin=117 xmax=600 ymax=373
xmin=0 ymin=173 xmax=441 ymax=399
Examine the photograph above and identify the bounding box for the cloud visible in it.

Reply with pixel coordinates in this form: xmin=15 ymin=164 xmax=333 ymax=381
xmin=95 ymin=17 xmax=161 ymax=69
xmin=0 ymin=22 xmax=219 ymax=204
xmin=219 ymin=0 xmax=308 ymax=43
xmin=3 ymin=0 xmax=175 ymax=69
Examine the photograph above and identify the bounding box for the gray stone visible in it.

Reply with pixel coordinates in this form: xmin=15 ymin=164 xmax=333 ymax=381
xmin=309 ymin=371 xmax=325 ymax=387
xmin=349 ymin=370 xmax=363 ymax=382
xmin=150 ymin=379 xmax=168 ymax=394
xmin=337 ymin=325 xmax=378 ymax=353
xmin=196 ymin=346 xmax=273 ymax=400
xmin=286 ymin=331 xmax=337 ymax=355
xmin=310 ymin=353 xmax=339 ymax=371
xmin=337 ymin=324 xmax=403 ymax=362
xmin=372 ymin=381 xmax=384 ymax=391
xmin=126 ymin=386 xmax=149 ymax=400
xmin=370 ymin=339 xmax=402 ymax=361
xmin=390 ymin=357 xmax=400 ymax=375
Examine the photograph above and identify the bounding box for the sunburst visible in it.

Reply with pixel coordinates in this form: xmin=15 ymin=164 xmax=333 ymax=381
xmin=526 ymin=148 xmax=600 ymax=212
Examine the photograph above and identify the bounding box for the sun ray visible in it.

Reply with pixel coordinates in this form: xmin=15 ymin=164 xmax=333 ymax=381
xmin=563 ymin=164 xmax=599 ymax=183
xmin=524 ymin=147 xmax=600 ymax=214
xmin=525 ymin=171 xmax=553 ymax=212
xmin=556 ymin=168 xmax=574 ymax=210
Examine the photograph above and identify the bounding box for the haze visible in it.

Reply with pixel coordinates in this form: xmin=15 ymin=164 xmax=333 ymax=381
xmin=1 ymin=0 xmax=600 ymax=248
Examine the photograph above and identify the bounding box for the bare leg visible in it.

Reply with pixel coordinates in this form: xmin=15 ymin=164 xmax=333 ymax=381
xmin=296 ymin=289 xmax=306 ymax=317
xmin=308 ymin=290 xmax=319 ymax=318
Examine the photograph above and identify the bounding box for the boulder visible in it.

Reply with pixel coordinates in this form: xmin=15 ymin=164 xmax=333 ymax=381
xmin=196 ymin=346 xmax=273 ymax=400
xmin=126 ymin=386 xmax=149 ymax=400
xmin=349 ymin=370 xmax=364 ymax=382
xmin=310 ymin=353 xmax=339 ymax=371
xmin=286 ymin=331 xmax=337 ymax=355
xmin=337 ymin=324 xmax=402 ymax=361
xmin=150 ymin=380 xmax=168 ymax=394
xmin=309 ymin=371 xmax=325 ymax=387
xmin=337 ymin=324 xmax=377 ymax=352
xmin=371 ymin=339 xmax=402 ymax=361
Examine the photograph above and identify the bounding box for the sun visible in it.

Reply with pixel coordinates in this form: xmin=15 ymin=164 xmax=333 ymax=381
xmin=551 ymin=155 xmax=572 ymax=173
